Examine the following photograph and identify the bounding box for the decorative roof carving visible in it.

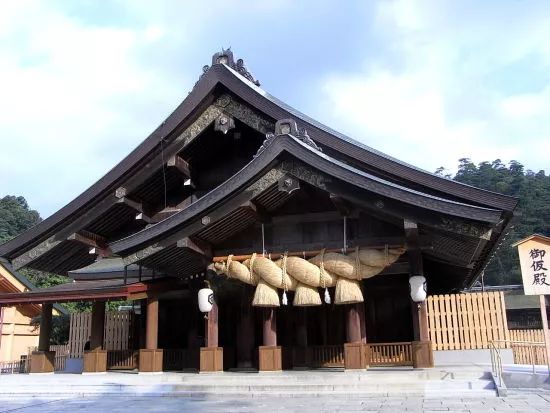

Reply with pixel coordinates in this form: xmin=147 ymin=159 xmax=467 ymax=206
xmin=254 ymin=118 xmax=322 ymax=158
xmin=197 ymin=48 xmax=260 ymax=87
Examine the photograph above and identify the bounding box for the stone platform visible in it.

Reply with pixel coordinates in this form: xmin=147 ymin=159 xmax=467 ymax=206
xmin=0 ymin=366 xmax=497 ymax=399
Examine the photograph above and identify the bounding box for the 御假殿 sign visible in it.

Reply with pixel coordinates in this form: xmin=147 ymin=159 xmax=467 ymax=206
xmin=513 ymin=234 xmax=550 ymax=295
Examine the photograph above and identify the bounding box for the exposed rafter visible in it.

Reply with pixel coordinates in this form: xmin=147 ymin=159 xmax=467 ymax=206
xmin=167 ymin=155 xmax=191 ymax=177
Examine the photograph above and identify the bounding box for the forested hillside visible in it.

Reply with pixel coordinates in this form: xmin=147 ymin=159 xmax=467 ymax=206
xmin=437 ymin=159 xmax=550 ymax=285
xmin=1 ymin=158 xmax=549 ymax=288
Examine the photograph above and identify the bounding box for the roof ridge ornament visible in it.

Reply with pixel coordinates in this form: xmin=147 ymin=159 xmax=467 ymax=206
xmin=197 ymin=48 xmax=260 ymax=87
xmin=254 ymin=118 xmax=322 ymax=158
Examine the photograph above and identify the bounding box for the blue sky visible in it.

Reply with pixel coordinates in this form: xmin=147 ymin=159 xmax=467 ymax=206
xmin=0 ymin=0 xmax=549 ymax=218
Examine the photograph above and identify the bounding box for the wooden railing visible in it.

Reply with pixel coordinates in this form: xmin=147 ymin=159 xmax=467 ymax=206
xmin=107 ymin=349 xmax=138 ymax=370
xmin=0 ymin=357 xmax=29 ymax=374
xmin=368 ymin=342 xmax=413 ymax=366
xmin=509 ymin=330 xmax=548 ymax=365
xmin=308 ymin=345 xmax=345 ymax=368
xmin=427 ymin=292 xmax=509 ymax=350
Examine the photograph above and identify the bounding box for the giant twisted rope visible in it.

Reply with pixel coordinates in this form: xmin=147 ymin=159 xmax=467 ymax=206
xmin=212 ymin=246 xmax=405 ymax=307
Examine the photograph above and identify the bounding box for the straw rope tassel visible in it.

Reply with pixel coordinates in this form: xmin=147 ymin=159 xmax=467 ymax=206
xmin=320 ymin=249 xmax=331 ymax=304
xmin=281 ymin=253 xmax=288 ymax=306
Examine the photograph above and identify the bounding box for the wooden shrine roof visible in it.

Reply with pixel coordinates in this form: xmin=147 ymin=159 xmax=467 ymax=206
xmin=0 ymin=53 xmax=517 ymax=265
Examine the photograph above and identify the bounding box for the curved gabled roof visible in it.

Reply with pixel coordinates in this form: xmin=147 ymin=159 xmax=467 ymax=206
xmin=110 ymin=133 xmax=502 ymax=255
xmin=0 ymin=56 xmax=517 ymax=261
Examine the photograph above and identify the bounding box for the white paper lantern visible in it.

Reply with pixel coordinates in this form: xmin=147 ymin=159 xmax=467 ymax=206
xmin=409 ymin=275 xmax=427 ymax=303
xmin=198 ymin=288 xmax=214 ymax=312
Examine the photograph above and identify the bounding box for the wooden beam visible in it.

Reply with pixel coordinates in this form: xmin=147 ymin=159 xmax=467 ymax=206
xmin=167 ymin=155 xmax=191 ymax=177
xmin=330 ymin=194 xmax=351 ymax=216
xmin=404 ymin=219 xmax=423 ymax=276
xmin=116 ymin=197 xmax=143 ymax=213
xmin=12 ymin=236 xmax=63 ymax=270
xmin=176 ymin=237 xmax=212 ymax=258
xmin=135 ymin=212 xmax=154 ymax=225
xmin=242 ymin=201 xmax=270 ymax=223
xmin=67 ymin=232 xmax=107 ymax=249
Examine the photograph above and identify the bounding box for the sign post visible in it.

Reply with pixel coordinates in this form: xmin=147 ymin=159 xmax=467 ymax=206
xmin=513 ymin=234 xmax=550 ymax=371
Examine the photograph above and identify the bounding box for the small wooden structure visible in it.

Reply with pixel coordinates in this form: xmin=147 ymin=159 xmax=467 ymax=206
xmin=0 ymin=49 xmax=518 ymax=373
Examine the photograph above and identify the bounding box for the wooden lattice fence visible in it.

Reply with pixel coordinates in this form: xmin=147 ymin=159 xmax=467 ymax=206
xmin=509 ymin=329 xmax=547 ymax=365
xmin=68 ymin=311 xmax=134 ymax=357
xmin=427 ymin=292 xmax=510 ymax=350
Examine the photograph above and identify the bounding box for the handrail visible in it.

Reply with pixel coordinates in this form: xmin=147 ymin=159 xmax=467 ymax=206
xmin=489 ymin=341 xmax=503 ymax=388
xmin=490 ymin=339 xmax=549 ymax=377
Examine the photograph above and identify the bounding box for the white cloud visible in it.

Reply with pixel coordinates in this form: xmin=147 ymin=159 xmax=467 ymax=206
xmin=318 ymin=0 xmax=550 ymax=174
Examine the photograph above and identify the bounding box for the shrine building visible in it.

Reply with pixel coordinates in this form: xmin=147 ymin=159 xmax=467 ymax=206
xmin=0 ymin=50 xmax=517 ymax=373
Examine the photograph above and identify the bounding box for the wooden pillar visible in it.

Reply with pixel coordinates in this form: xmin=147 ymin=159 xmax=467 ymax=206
xmin=30 ymin=303 xmax=55 ymax=373
xmin=262 ymin=307 xmax=277 ymax=346
xmin=200 ymin=295 xmax=223 ymax=372
xmin=540 ymin=295 xmax=550 ymax=372
xmin=345 ymin=304 xmax=362 ymax=343
xmin=38 ymin=303 xmax=53 ymax=352
xmin=405 ymin=219 xmax=434 ymax=368
xmin=259 ymin=307 xmax=281 ymax=371
xmin=146 ymin=296 xmax=159 ymax=350
xmin=90 ymin=301 xmax=106 ymax=350
xmin=205 ymin=300 xmax=219 ymax=348
xmin=357 ymin=303 xmax=367 ymax=344
xmin=83 ymin=301 xmax=107 ymax=373
xmin=186 ymin=291 xmax=199 ymax=370
xmin=139 ymin=295 xmax=163 ymax=372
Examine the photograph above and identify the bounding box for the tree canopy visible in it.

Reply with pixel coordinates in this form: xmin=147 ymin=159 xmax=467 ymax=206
xmin=0 ymin=196 xmax=41 ymax=243
xmin=437 ymin=159 xmax=550 ymax=285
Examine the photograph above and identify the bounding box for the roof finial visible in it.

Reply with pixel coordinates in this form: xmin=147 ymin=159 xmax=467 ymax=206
xmin=195 ymin=49 xmax=260 ymax=87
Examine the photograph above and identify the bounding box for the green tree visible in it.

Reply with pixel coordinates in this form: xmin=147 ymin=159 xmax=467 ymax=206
xmin=0 ymin=196 xmax=41 ymax=243
xmin=446 ymin=160 xmax=550 ymax=285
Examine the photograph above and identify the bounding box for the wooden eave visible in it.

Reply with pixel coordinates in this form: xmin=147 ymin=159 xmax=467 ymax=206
xmin=110 ymin=134 xmax=503 ymax=257
xmin=0 ymin=278 xmax=177 ymax=306
xmin=0 ymin=62 xmax=517 ymax=262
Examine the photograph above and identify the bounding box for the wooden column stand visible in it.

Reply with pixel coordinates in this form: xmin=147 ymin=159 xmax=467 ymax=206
xmin=344 ymin=303 xmax=368 ymax=370
xmin=30 ymin=303 xmax=55 ymax=373
xmin=259 ymin=307 xmax=282 ymax=371
xmin=83 ymin=301 xmax=107 ymax=373
xmin=139 ymin=296 xmax=163 ymax=372
xmin=200 ymin=300 xmax=223 ymax=372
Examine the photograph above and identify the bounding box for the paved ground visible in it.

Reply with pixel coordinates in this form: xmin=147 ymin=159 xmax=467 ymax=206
xmin=1 ymin=391 xmax=549 ymax=413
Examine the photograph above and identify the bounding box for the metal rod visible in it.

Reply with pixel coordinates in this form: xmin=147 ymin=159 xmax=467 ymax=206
xmin=261 ymin=223 xmax=266 ymax=256
xmin=123 ymin=265 xmax=128 ymax=285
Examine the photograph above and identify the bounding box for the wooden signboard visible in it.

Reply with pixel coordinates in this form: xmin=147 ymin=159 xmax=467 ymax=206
xmin=513 ymin=234 xmax=550 ymax=368
xmin=513 ymin=235 xmax=550 ymax=296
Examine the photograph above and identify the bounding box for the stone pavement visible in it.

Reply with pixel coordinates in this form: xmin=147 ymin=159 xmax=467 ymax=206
xmin=0 ymin=391 xmax=549 ymax=413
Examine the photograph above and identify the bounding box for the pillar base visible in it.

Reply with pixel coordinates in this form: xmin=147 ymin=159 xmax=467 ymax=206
xmin=30 ymin=351 xmax=55 ymax=373
xmin=412 ymin=341 xmax=433 ymax=368
xmin=344 ymin=342 xmax=368 ymax=370
xmin=200 ymin=347 xmax=223 ymax=372
xmin=259 ymin=346 xmax=282 ymax=371
xmin=139 ymin=349 xmax=163 ymax=372
xmin=83 ymin=350 xmax=107 ymax=373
